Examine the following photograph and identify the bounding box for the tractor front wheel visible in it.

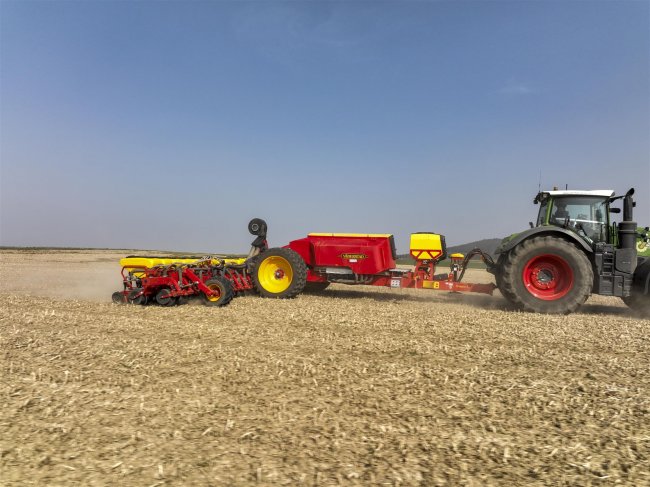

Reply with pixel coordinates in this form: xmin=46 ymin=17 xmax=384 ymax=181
xmin=498 ymin=236 xmax=593 ymax=314
xmin=623 ymin=293 xmax=650 ymax=315
xmin=252 ymin=248 xmax=307 ymax=298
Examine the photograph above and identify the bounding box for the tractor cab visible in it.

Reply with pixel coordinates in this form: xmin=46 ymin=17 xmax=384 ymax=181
xmin=534 ymin=189 xmax=615 ymax=245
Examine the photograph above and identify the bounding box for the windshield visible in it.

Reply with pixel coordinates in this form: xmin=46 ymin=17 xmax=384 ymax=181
xmin=550 ymin=196 xmax=609 ymax=242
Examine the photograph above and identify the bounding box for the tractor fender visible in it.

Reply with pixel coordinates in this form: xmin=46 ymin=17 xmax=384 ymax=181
xmin=632 ymin=257 xmax=650 ymax=295
xmin=495 ymin=227 xmax=592 ymax=256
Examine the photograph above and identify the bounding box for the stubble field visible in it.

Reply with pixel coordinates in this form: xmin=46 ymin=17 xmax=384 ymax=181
xmin=1 ymin=249 xmax=649 ymax=486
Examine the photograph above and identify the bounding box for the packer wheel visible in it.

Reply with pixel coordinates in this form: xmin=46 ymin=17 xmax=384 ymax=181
xmin=127 ymin=289 xmax=147 ymax=305
xmin=155 ymin=288 xmax=176 ymax=306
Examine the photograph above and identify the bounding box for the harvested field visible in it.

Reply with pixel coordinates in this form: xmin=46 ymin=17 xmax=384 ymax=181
xmin=1 ymin=250 xmax=649 ymax=486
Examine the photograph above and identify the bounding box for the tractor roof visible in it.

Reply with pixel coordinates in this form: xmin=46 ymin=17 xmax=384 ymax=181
xmin=544 ymin=190 xmax=615 ymax=198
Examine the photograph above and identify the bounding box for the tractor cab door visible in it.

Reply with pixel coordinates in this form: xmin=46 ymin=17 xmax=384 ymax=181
xmin=548 ymin=196 xmax=610 ymax=244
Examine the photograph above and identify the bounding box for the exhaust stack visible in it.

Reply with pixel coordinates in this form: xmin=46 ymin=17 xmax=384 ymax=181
xmin=618 ymin=188 xmax=637 ymax=250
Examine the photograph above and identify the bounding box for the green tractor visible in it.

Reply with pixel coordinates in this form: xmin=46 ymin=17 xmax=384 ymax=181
xmin=491 ymin=188 xmax=650 ymax=315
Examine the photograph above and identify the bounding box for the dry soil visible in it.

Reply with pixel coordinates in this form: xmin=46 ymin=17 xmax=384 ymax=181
xmin=1 ymin=250 xmax=649 ymax=486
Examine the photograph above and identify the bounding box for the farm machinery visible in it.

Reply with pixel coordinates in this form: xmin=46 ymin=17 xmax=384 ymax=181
xmin=113 ymin=219 xmax=497 ymax=307
xmin=113 ymin=188 xmax=650 ymax=315
xmin=492 ymin=187 xmax=650 ymax=314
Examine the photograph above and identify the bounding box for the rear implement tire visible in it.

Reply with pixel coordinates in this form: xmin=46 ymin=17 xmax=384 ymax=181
xmin=498 ymin=236 xmax=593 ymax=314
xmin=252 ymin=248 xmax=307 ymax=298
xmin=112 ymin=292 xmax=127 ymax=304
xmin=202 ymin=276 xmax=234 ymax=307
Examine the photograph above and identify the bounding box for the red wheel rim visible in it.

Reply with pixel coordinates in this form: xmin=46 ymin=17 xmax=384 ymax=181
xmin=522 ymin=254 xmax=574 ymax=300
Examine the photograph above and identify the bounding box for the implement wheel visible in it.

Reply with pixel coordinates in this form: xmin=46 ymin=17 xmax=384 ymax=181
xmin=498 ymin=236 xmax=593 ymax=314
xmin=202 ymin=276 xmax=234 ymax=307
xmin=253 ymin=248 xmax=307 ymax=298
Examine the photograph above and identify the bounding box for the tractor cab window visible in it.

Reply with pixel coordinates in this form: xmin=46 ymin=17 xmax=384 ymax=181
xmin=550 ymin=197 xmax=609 ymax=242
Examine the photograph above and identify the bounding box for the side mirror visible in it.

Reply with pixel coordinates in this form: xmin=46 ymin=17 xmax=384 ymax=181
xmin=529 ymin=221 xmax=534 ymax=228
xmin=610 ymin=208 xmax=621 ymax=214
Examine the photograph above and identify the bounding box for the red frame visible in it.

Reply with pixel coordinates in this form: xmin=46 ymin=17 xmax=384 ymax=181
xmin=287 ymin=234 xmax=496 ymax=296
xmin=118 ymin=264 xmax=254 ymax=302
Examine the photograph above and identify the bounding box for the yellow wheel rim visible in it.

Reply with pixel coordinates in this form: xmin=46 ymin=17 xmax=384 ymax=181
xmin=258 ymin=256 xmax=293 ymax=294
xmin=206 ymin=283 xmax=222 ymax=302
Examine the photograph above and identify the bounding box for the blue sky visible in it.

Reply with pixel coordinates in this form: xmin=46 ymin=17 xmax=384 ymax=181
xmin=1 ymin=1 xmax=648 ymax=253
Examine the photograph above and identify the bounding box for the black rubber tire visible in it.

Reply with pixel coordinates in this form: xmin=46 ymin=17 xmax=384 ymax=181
xmin=304 ymin=281 xmax=330 ymax=293
xmin=155 ymin=287 xmax=176 ymax=306
xmin=498 ymin=236 xmax=593 ymax=314
xmin=201 ymin=276 xmax=235 ymax=307
xmin=252 ymin=247 xmax=307 ymax=299
xmin=494 ymin=254 xmax=516 ymax=301
xmin=248 ymin=218 xmax=267 ymax=236
xmin=622 ymin=294 xmax=650 ymax=315
xmin=112 ymin=292 xmax=127 ymax=304
xmin=622 ymin=258 xmax=650 ymax=316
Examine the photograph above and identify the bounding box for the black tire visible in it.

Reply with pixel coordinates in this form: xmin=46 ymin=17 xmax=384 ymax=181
xmin=498 ymin=236 xmax=593 ymax=314
xmin=155 ymin=287 xmax=176 ymax=306
xmin=622 ymin=294 xmax=650 ymax=315
xmin=201 ymin=276 xmax=235 ymax=307
xmin=252 ymin=247 xmax=307 ymax=298
xmin=622 ymin=258 xmax=650 ymax=316
xmin=304 ymin=281 xmax=330 ymax=293
xmin=248 ymin=218 xmax=267 ymax=236
xmin=494 ymin=254 xmax=516 ymax=301
xmin=112 ymin=292 xmax=127 ymax=304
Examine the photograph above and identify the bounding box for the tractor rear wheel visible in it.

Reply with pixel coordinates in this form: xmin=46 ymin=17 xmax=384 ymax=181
xmin=202 ymin=276 xmax=234 ymax=307
xmin=499 ymin=236 xmax=593 ymax=314
xmin=252 ymin=247 xmax=307 ymax=298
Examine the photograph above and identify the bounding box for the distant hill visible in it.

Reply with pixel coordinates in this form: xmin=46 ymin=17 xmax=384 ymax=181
xmin=396 ymin=237 xmax=502 ymax=265
xmin=446 ymin=238 xmax=503 ymax=257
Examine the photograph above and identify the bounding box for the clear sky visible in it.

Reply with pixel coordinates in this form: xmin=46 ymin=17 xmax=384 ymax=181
xmin=1 ymin=1 xmax=648 ymax=253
